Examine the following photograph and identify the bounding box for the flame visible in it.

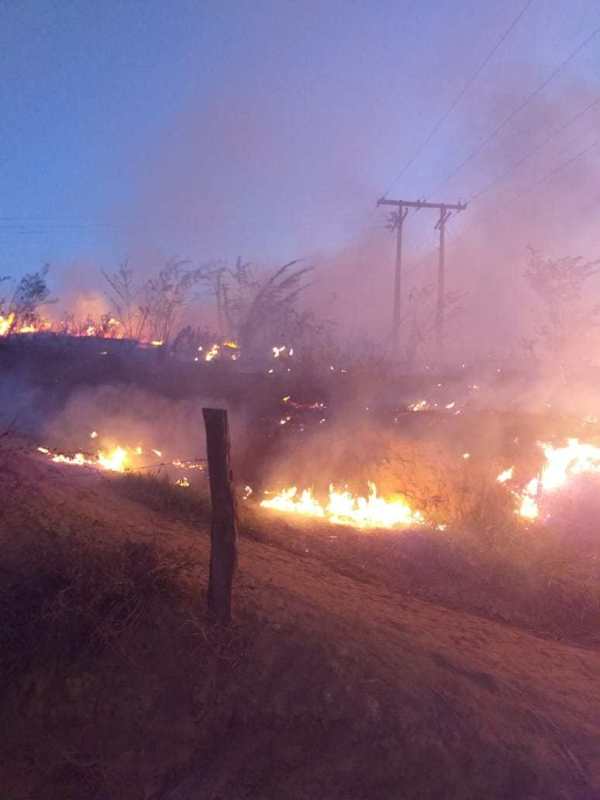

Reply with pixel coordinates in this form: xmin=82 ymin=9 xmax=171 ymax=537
xmin=51 ymin=452 xmax=95 ymax=468
xmin=496 ymin=466 xmax=514 ymax=483
xmin=502 ymin=439 xmax=600 ymax=521
xmin=205 ymin=344 xmax=220 ymax=361
xmin=38 ymin=441 xmax=143 ymax=473
xmin=260 ymin=482 xmax=424 ymax=529
xmin=97 ymin=447 xmax=128 ymax=471
xmin=0 ymin=313 xmax=15 ymax=336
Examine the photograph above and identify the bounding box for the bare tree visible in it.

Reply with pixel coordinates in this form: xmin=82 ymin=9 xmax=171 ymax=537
xmin=404 ymin=284 xmax=465 ymax=371
xmin=103 ymin=260 xmax=211 ymax=343
xmin=142 ymin=259 xmax=210 ymax=344
xmin=102 ymin=262 xmax=148 ymax=340
xmin=524 ymin=247 xmax=600 ymax=369
xmin=1 ymin=265 xmax=55 ymax=331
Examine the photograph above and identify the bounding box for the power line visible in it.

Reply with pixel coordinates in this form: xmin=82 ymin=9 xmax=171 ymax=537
xmin=382 ymin=0 xmax=535 ymax=198
xmin=439 ymin=23 xmax=600 ymax=188
xmin=470 ymin=94 xmax=600 ymax=201
xmin=401 ymin=136 xmax=600 ymax=285
xmin=514 ymin=136 xmax=600 ymax=197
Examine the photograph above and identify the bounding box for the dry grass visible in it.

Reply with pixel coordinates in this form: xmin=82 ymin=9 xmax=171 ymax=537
xmin=2 ymin=451 xmax=600 ymax=798
xmin=0 ymin=532 xmax=191 ymax=693
xmin=110 ymin=471 xmax=210 ymax=522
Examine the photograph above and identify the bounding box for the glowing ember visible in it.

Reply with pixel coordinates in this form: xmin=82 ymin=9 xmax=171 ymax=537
xmin=151 ymin=340 xmax=163 ymax=347
xmin=171 ymin=458 xmax=204 ymax=470
xmin=496 ymin=467 xmax=514 ymax=483
xmin=205 ymin=344 xmax=220 ymax=361
xmin=408 ymin=400 xmax=429 ymax=412
xmin=175 ymin=476 xmax=190 ymax=487
xmin=260 ymin=482 xmax=424 ymax=529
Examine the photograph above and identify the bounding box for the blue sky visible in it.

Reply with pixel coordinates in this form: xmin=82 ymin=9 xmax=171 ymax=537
xmin=1 ymin=0 xmax=600 ymax=300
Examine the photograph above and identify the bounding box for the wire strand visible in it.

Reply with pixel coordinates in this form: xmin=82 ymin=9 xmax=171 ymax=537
xmin=381 ymin=0 xmax=535 ymax=198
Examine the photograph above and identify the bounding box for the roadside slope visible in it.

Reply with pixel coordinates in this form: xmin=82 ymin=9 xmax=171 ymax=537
xmin=1 ymin=449 xmax=599 ymax=799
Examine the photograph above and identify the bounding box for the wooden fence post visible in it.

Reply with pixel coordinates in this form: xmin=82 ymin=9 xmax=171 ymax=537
xmin=202 ymin=408 xmax=238 ymax=624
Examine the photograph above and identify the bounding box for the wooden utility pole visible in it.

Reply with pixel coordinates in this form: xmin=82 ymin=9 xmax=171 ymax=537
xmin=377 ymin=197 xmax=466 ymax=362
xmin=202 ymin=408 xmax=238 ymax=625
xmin=386 ymin=206 xmax=409 ymax=355
xmin=435 ymin=206 xmax=453 ymax=360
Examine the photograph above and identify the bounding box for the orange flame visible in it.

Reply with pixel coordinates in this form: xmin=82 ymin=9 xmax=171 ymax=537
xmin=260 ymin=482 xmax=424 ymax=529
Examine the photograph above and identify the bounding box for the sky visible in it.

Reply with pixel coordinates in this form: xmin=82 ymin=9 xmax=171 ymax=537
xmin=1 ymin=0 xmax=600 ymax=343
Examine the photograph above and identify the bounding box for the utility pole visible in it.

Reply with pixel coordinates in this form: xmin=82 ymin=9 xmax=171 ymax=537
xmin=377 ymin=197 xmax=466 ymax=363
xmin=435 ymin=206 xmax=453 ymax=360
xmin=388 ymin=206 xmax=409 ymax=355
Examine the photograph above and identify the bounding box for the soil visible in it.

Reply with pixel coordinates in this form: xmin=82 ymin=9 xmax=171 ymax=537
xmin=1 ymin=445 xmax=600 ymax=799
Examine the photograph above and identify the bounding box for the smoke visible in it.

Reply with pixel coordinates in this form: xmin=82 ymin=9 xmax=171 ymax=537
xmin=301 ymin=79 xmax=600 ymax=362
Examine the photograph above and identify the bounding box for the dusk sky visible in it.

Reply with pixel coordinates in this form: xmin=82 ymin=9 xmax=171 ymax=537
xmin=2 ymin=0 xmax=600 ymax=304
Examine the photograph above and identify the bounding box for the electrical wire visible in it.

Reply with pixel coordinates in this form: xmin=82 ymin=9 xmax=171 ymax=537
xmin=439 ymin=23 xmax=600 ymax=189
xmin=470 ymin=94 xmax=600 ymax=201
xmin=381 ymin=0 xmax=535 ymax=198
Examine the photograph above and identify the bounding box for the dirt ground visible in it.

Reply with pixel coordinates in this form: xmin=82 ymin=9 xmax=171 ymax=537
xmin=2 ymin=444 xmax=600 ymax=799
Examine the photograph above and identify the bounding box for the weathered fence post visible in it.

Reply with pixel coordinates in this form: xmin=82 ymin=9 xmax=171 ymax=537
xmin=202 ymin=408 xmax=238 ymax=624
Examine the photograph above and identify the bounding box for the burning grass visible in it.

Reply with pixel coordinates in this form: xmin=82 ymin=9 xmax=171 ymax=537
xmin=260 ymin=482 xmax=425 ymax=529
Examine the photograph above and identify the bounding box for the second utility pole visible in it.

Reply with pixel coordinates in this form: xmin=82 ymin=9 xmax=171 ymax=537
xmin=377 ymin=197 xmax=466 ymax=362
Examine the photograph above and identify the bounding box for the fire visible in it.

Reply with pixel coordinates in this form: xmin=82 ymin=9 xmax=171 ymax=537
xmin=0 ymin=313 xmax=15 ymax=336
xmin=496 ymin=466 xmax=514 ymax=483
xmin=97 ymin=446 xmax=128 ymax=472
xmin=260 ymin=482 xmax=424 ymax=529
xmin=50 ymin=452 xmax=96 ymax=468
xmin=205 ymin=344 xmax=220 ymax=362
xmin=37 ymin=437 xmax=204 ymax=477
xmin=498 ymin=439 xmax=600 ymax=520
xmin=44 ymin=446 xmax=129 ymax=472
